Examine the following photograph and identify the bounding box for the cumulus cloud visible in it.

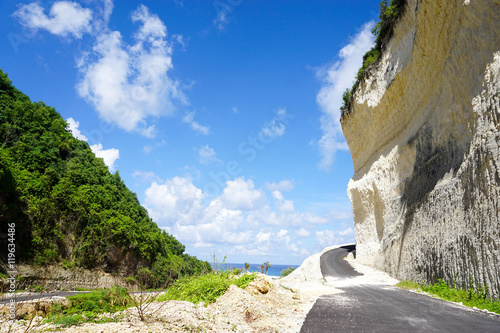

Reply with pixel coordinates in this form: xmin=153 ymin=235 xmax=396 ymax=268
xmin=14 ymin=2 xmax=194 ymax=137
xmin=66 ymin=117 xmax=120 ymax=171
xmin=13 ymin=1 xmax=92 ymax=38
xmin=90 ymin=143 xmax=120 ymax=171
xmin=316 ymin=22 xmax=375 ymax=170
xmin=197 ymin=145 xmax=220 ymax=165
xmin=145 ymin=177 xmax=204 ymax=225
xmin=296 ymin=228 xmax=311 ymax=237
xmin=265 ymin=179 xmax=295 ymax=192
xmin=76 ymin=5 xmax=186 ymax=135
xmin=182 ymin=112 xmax=210 ymax=135
xmin=315 ymin=226 xmax=355 ymax=250
xmin=260 ymin=108 xmax=288 ymax=139
xmin=219 ymin=178 xmax=265 ymax=211
xmin=144 ymin=175 xmax=353 ymax=259
xmin=66 ymin=117 xmax=88 ymax=141
xmin=132 ymin=170 xmax=159 ymax=182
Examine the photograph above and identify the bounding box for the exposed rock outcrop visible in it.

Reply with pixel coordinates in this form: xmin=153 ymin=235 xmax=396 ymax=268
xmin=342 ymin=0 xmax=500 ymax=296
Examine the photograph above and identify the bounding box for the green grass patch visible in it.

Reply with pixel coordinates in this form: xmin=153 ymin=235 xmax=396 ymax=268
xmin=45 ymin=286 xmax=132 ymax=327
xmin=280 ymin=267 xmax=296 ymax=278
xmin=397 ymin=279 xmax=500 ymax=315
xmin=157 ymin=271 xmax=256 ymax=305
xmin=396 ymin=280 xmax=422 ymax=291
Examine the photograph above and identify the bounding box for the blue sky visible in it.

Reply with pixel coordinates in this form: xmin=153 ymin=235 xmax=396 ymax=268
xmin=1 ymin=0 xmax=378 ymax=265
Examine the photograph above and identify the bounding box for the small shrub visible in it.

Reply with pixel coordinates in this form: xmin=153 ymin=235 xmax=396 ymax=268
xmin=62 ymin=259 xmax=75 ymax=270
xmin=125 ymin=276 xmax=137 ymax=285
xmin=280 ymin=267 xmax=296 ymax=278
xmin=46 ymin=285 xmax=132 ymax=327
xmin=158 ymin=272 xmax=257 ymax=305
xmin=395 ymin=280 xmax=421 ymax=290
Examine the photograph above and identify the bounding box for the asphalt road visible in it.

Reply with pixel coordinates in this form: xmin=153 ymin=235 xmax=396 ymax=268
xmin=320 ymin=244 xmax=362 ymax=278
xmin=0 ymin=291 xmax=90 ymax=305
xmin=0 ymin=290 xmax=159 ymax=305
xmin=300 ymin=245 xmax=500 ymax=333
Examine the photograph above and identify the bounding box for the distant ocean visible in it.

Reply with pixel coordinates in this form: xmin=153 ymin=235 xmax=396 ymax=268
xmin=221 ymin=263 xmax=300 ymax=278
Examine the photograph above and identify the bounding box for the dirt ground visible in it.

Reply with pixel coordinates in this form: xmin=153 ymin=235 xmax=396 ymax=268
xmin=0 ymin=274 xmax=317 ymax=333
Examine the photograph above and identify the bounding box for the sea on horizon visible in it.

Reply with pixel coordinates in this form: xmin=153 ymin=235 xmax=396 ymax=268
xmin=215 ymin=263 xmax=300 ymax=278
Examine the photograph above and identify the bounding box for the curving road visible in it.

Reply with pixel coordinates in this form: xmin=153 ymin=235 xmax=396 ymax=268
xmin=300 ymin=245 xmax=500 ymax=333
xmin=320 ymin=244 xmax=361 ymax=278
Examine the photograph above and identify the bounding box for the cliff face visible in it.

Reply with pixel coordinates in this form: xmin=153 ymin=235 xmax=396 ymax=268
xmin=342 ymin=0 xmax=500 ymax=296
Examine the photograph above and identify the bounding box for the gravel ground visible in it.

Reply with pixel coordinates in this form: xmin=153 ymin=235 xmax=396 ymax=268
xmin=1 ymin=244 xmax=398 ymax=332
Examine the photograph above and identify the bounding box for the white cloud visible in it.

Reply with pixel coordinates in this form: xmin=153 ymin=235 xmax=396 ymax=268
xmin=13 ymin=1 xmax=92 ymax=38
xmin=90 ymin=143 xmax=119 ymax=171
xmin=296 ymin=228 xmax=311 ymax=237
xmin=143 ymin=175 xmax=353 ymax=260
xmin=183 ymin=112 xmax=210 ymax=135
xmin=66 ymin=117 xmax=119 ymax=171
xmin=213 ymin=2 xmax=231 ymax=31
xmin=315 ymin=227 xmax=355 ymax=250
xmin=219 ymin=178 xmax=265 ymax=211
xmin=316 ymin=22 xmax=375 ymax=171
xmin=77 ymin=5 xmax=186 ymax=135
xmin=338 ymin=227 xmax=354 ymax=236
xmin=132 ymin=170 xmax=158 ymax=182
xmin=144 ymin=177 xmax=204 ymax=225
xmin=315 ymin=230 xmax=339 ymax=249
xmin=265 ymin=179 xmax=295 ymax=192
xmin=260 ymin=108 xmax=288 ymax=139
xmin=197 ymin=145 xmax=220 ymax=165
xmin=66 ymin=117 xmax=88 ymax=141
xmin=143 ymin=145 xmax=153 ymax=154
xmin=256 ymin=230 xmax=271 ymax=243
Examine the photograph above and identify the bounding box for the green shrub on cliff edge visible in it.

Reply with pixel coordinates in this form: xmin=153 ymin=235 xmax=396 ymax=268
xmin=0 ymin=69 xmax=210 ymax=280
xmin=340 ymin=0 xmax=407 ymax=117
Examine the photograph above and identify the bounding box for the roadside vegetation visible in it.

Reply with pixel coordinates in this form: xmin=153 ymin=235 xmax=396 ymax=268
xmin=397 ymin=279 xmax=500 ymax=315
xmin=44 ymin=286 xmax=132 ymax=327
xmin=280 ymin=267 xmax=295 ymax=278
xmin=157 ymin=269 xmax=257 ymax=305
xmin=340 ymin=0 xmax=407 ymax=118
xmin=6 ymin=269 xmax=256 ymax=330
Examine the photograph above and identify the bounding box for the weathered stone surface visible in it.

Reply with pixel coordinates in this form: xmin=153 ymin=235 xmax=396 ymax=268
xmin=342 ymin=0 xmax=500 ymax=296
xmin=13 ymin=265 xmax=133 ymax=291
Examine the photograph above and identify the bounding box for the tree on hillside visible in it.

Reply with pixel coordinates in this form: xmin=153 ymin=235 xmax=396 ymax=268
xmin=244 ymin=262 xmax=250 ymax=272
xmin=0 ymin=69 xmax=210 ymax=281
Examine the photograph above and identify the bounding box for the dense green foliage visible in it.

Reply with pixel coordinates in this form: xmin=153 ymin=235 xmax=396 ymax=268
xmin=397 ymin=279 xmax=500 ymax=315
xmin=0 ymin=69 xmax=209 ymax=279
xmin=45 ymin=286 xmax=131 ymax=327
xmin=157 ymin=271 xmax=257 ymax=305
xmin=280 ymin=266 xmax=295 ymax=278
xmin=340 ymin=0 xmax=406 ymax=117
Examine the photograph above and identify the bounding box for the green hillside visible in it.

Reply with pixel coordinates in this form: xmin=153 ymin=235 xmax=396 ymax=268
xmin=0 ymin=69 xmax=209 ymax=283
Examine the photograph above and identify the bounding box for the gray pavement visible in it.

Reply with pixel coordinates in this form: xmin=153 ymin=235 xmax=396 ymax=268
xmin=300 ymin=246 xmax=500 ymax=332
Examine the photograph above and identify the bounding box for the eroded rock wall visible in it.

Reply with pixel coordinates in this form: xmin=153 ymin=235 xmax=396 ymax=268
xmin=342 ymin=0 xmax=500 ymax=296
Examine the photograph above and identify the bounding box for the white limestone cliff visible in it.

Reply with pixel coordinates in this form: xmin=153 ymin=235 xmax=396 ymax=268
xmin=342 ymin=0 xmax=500 ymax=296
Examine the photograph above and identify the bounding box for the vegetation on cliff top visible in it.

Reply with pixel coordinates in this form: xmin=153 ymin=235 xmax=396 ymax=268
xmin=0 ymin=69 xmax=209 ymax=281
xmin=340 ymin=0 xmax=407 ymax=119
